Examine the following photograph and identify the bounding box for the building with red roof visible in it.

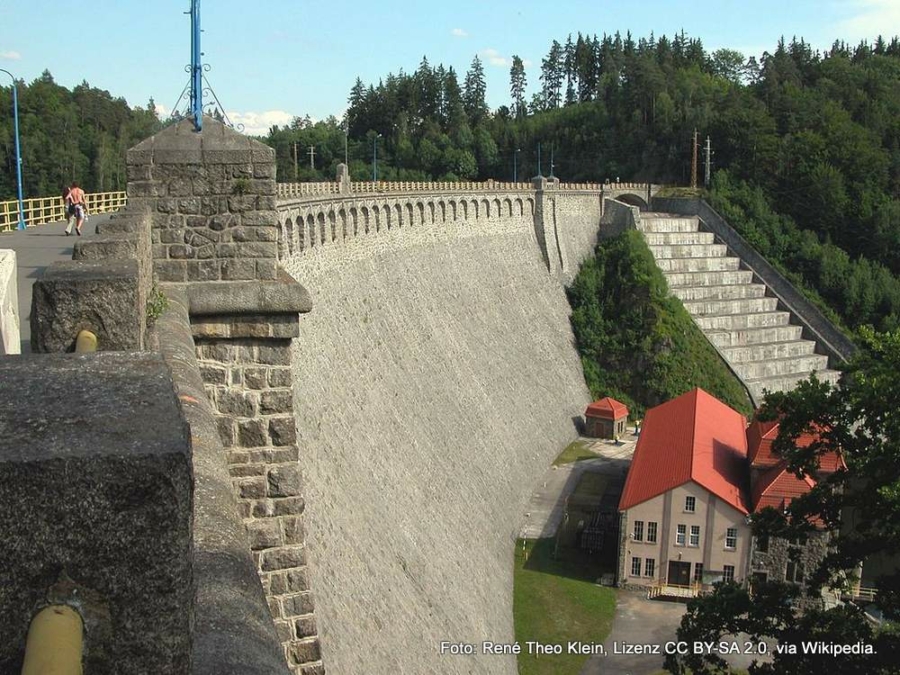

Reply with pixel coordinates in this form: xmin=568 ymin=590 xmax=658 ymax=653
xmin=584 ymin=397 xmax=628 ymax=439
xmin=617 ymin=388 xmax=751 ymax=590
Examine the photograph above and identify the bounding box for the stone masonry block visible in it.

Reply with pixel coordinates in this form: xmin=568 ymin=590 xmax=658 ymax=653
xmin=246 ymin=520 xmax=282 ymax=551
xmin=268 ymin=368 xmax=292 ymax=388
xmin=238 ymin=477 xmax=268 ymax=500
xmin=244 ymin=367 xmax=268 ymax=390
xmin=199 ymin=363 xmax=227 ymax=385
xmin=0 ymin=354 xmax=193 ymax=674
xmin=300 ymin=664 xmax=325 ymax=675
xmin=282 ymin=593 xmax=315 ymax=618
xmin=260 ymin=389 xmax=294 ymax=415
xmin=288 ymin=639 xmax=321 ymax=666
xmin=221 ymin=259 xmax=257 ymax=281
xmin=238 ymin=419 xmax=268 ymax=448
xmin=257 ymin=344 xmax=292 ymax=366
xmin=260 ymin=546 xmax=307 ymax=572
xmin=294 ymin=616 xmax=317 ymax=639
xmin=216 ymin=389 xmax=256 ymax=418
xmin=268 ymin=417 xmax=297 ymax=446
xmin=281 ymin=517 xmax=305 ymax=546
xmin=186 ymin=260 xmax=220 ymax=282
xmin=268 ymin=464 xmax=302 ymax=498
xmin=272 ymin=620 xmax=293 ymax=644
xmin=274 ymin=497 xmax=305 ymax=516
xmin=155 ymin=260 xmax=188 ymax=282
xmin=256 ymin=259 xmax=278 ymax=280
xmin=31 ymin=259 xmax=142 ymax=353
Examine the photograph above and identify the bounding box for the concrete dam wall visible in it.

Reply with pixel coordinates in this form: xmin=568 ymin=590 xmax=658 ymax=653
xmin=280 ymin=198 xmax=597 ymax=673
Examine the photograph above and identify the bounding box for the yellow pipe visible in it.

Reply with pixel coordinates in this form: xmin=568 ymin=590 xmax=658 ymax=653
xmin=74 ymin=330 xmax=97 ymax=353
xmin=21 ymin=605 xmax=83 ymax=675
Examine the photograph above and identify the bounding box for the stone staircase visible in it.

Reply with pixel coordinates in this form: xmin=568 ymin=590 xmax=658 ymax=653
xmin=638 ymin=213 xmax=841 ymax=403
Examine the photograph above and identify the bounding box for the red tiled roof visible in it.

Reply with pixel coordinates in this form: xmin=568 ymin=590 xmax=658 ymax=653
xmin=752 ymin=461 xmax=816 ymax=512
xmin=747 ymin=418 xmax=843 ymax=474
xmin=585 ymin=397 xmax=628 ymax=420
xmin=618 ymin=389 xmax=749 ymax=514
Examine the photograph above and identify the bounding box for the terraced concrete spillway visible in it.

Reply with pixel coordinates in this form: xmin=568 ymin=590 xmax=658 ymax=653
xmin=639 ymin=213 xmax=841 ymax=402
xmin=280 ymin=201 xmax=598 ymax=674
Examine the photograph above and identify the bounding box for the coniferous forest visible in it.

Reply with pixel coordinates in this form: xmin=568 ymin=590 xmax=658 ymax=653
xmin=4 ymin=33 xmax=900 ymax=331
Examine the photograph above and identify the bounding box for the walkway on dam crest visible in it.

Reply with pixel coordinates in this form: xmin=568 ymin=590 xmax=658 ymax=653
xmin=0 ymin=215 xmax=112 ymax=353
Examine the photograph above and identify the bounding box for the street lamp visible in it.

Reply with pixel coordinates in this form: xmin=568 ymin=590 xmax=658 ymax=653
xmin=513 ymin=148 xmax=520 ymax=183
xmin=372 ymin=133 xmax=382 ymax=183
xmin=0 ymin=68 xmax=26 ymax=230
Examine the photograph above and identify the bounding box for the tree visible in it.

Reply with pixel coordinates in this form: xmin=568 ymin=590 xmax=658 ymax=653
xmin=666 ymin=328 xmax=900 ymax=674
xmin=540 ymin=40 xmax=564 ymax=109
xmin=463 ymin=55 xmax=488 ymax=125
xmin=510 ymin=55 xmax=528 ymax=118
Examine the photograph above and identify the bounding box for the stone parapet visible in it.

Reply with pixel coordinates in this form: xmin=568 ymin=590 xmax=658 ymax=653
xmin=30 ymin=208 xmax=152 ymax=353
xmin=0 ymin=249 xmax=19 ymax=354
xmin=153 ymin=287 xmax=290 ymax=675
xmin=0 ymin=353 xmax=193 ymax=674
xmin=183 ymin=271 xmax=322 ymax=675
xmin=127 ymin=117 xmax=278 ymax=282
xmin=600 ymin=198 xmax=641 ymax=240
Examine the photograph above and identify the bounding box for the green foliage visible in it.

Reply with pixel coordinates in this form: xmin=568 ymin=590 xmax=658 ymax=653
xmin=0 ymin=71 xmax=161 ymax=199
xmin=709 ymin=170 xmax=900 ymax=331
xmin=514 ymin=538 xmax=616 ymax=675
xmin=552 ymin=440 xmax=595 ymax=466
xmin=669 ymin=330 xmax=900 ymax=673
xmin=567 ymin=230 xmax=752 ymax=418
xmin=145 ymin=285 xmax=168 ymax=326
xmin=231 ymin=177 xmax=251 ymax=195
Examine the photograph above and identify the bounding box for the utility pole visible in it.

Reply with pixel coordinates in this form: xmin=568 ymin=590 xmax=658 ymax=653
xmin=690 ymin=129 xmax=699 ymax=189
xmin=307 ymin=145 xmax=316 ymax=170
xmin=292 ymin=142 xmax=299 ymax=181
xmin=550 ymin=146 xmax=555 ymax=177
xmin=537 ymin=142 xmax=542 ymax=177
xmin=703 ymin=136 xmax=713 ymax=187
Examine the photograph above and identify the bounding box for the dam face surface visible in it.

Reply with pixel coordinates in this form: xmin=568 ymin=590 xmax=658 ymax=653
xmin=283 ymin=211 xmax=593 ymax=673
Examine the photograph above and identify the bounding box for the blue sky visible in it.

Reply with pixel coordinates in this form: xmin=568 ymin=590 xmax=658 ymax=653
xmin=1 ymin=0 xmax=897 ymax=134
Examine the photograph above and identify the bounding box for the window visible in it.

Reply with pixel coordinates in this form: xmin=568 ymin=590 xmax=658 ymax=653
xmin=725 ymin=527 xmax=738 ymax=550
xmin=786 ymin=561 xmax=804 ymax=583
xmin=786 ymin=549 xmax=804 ymax=583
xmin=689 ymin=525 xmax=700 ymax=547
xmin=647 ymin=521 xmax=658 ymax=543
xmin=644 ymin=558 xmax=656 ymax=578
xmin=685 ymin=496 xmax=696 ymax=513
xmin=756 ymin=534 xmax=769 ymax=553
xmin=676 ymin=524 xmax=686 ymax=546
xmin=633 ymin=520 xmax=644 ymax=542
xmin=723 ymin=565 xmax=735 ymax=583
xmin=631 ymin=557 xmax=642 ymax=577
xmin=694 ymin=562 xmax=704 ymax=583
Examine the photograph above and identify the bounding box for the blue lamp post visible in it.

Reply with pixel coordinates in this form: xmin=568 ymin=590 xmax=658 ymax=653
xmin=189 ymin=0 xmax=203 ymax=131
xmin=372 ymin=133 xmax=382 ymax=183
xmin=0 ymin=68 xmax=26 ymax=230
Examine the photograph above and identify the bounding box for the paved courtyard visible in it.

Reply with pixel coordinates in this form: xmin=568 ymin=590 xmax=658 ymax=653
xmin=519 ymin=435 xmax=636 ymax=540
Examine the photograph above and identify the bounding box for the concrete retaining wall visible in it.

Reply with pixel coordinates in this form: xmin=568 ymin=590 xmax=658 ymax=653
xmin=281 ymin=208 xmax=593 ymax=674
xmin=0 ymin=250 xmax=19 ymax=355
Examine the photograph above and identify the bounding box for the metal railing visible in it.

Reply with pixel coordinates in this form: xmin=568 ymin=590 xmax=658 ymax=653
xmin=844 ymin=584 xmax=878 ymax=603
xmin=275 ymin=180 xmax=613 ymax=199
xmin=648 ymin=580 xmax=703 ymax=599
xmin=0 ymin=191 xmax=127 ymax=232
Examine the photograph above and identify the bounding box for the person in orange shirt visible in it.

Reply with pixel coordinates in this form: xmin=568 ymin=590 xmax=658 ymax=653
xmin=67 ymin=182 xmax=87 ymax=236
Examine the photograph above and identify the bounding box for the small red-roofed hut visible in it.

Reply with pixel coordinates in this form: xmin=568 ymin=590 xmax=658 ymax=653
xmin=585 ymin=397 xmax=628 ymax=439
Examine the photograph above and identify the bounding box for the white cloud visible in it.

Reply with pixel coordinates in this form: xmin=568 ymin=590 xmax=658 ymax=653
xmin=522 ymin=59 xmax=533 ymax=68
xmin=451 ymin=28 xmax=468 ymax=38
xmin=480 ymin=48 xmax=509 ymax=67
xmin=838 ymin=0 xmax=900 ymax=41
xmin=225 ymin=110 xmax=295 ymax=136
xmin=0 ymin=50 xmax=21 ymax=61
xmin=154 ymin=102 xmax=169 ymax=118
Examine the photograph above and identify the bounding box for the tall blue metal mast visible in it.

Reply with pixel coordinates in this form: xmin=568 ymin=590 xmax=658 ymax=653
xmin=189 ymin=0 xmax=203 ymax=131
